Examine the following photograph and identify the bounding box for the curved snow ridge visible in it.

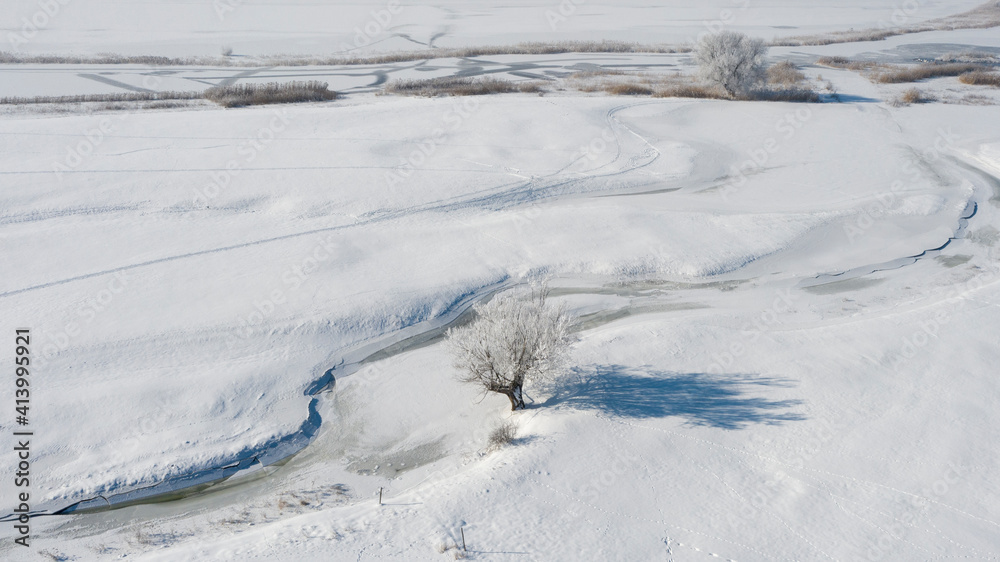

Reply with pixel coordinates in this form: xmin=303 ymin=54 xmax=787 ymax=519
xmin=800 ymin=156 xmax=999 ymax=290
xmin=0 ymin=389 xmax=325 ymax=520
xmin=57 ymin=397 xmax=324 ymax=515
xmin=0 ymin=277 xmax=516 ymax=520
xmin=627 ymin=211 xmax=842 ymax=279
xmin=799 ymin=198 xmax=979 ymax=290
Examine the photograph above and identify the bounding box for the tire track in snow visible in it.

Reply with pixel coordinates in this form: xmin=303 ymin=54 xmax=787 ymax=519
xmin=0 ymin=102 xmax=665 ymax=300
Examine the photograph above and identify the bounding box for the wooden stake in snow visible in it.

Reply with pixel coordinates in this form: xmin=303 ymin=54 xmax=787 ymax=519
xmin=461 ymin=527 xmax=467 ymax=551
xmin=378 ymin=487 xmax=383 ymax=506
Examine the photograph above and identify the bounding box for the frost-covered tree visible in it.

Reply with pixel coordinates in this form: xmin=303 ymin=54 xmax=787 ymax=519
xmin=695 ymin=31 xmax=768 ymax=97
xmin=447 ymin=288 xmax=571 ymax=411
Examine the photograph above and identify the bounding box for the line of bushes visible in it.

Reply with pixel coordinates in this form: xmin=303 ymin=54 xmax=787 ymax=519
xmin=0 ymin=91 xmax=202 ymax=105
xmin=817 ymin=57 xmax=995 ymax=84
xmin=959 ymin=70 xmax=1000 ymax=86
xmin=0 ymin=41 xmax=687 ymax=68
xmin=1 ymin=81 xmax=338 ymax=108
xmin=204 ymin=81 xmax=337 ymax=107
xmin=383 ymin=76 xmax=543 ymax=97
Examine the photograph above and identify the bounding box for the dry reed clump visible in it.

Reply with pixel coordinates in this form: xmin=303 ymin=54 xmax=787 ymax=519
xmin=605 ymin=83 xmax=655 ymax=96
xmin=937 ymin=51 xmax=1000 ymax=64
xmin=816 ymin=57 xmax=882 ymax=72
xmin=383 ymin=76 xmax=543 ymax=96
xmin=569 ymin=71 xmax=709 ymax=97
xmin=567 ymin=69 xmax=817 ymax=101
xmin=817 ymin=57 xmax=991 ymax=84
xmin=767 ymin=61 xmax=807 ymax=85
xmin=871 ymin=63 xmax=986 ymax=83
xmin=747 ymin=88 xmax=821 ymax=102
xmin=959 ymin=70 xmax=1000 ymax=86
xmin=653 ymin=83 xmax=729 ymax=99
xmin=566 ymin=69 xmax=630 ymax=93
xmin=894 ymin=87 xmax=935 ymax=106
xmin=203 ymin=80 xmax=336 ymax=107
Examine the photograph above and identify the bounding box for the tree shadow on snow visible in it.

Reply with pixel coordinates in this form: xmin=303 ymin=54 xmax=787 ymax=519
xmin=539 ymin=365 xmax=805 ymax=430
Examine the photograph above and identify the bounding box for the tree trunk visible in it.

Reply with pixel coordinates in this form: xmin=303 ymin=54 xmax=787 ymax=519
xmin=504 ymin=384 xmax=525 ymax=411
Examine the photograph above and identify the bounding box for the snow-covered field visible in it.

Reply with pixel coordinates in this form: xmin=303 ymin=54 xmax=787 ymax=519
xmin=2 ymin=1 xmax=1000 ymax=561
xmin=2 ymin=1 xmax=987 ymax=57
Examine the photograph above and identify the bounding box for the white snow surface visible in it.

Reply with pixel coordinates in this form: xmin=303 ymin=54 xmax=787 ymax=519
xmin=1 ymin=2 xmax=1000 ymax=561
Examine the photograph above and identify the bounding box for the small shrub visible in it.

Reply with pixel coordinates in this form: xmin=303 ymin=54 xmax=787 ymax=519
xmin=221 ymin=46 xmax=234 ymax=57
xmin=488 ymin=420 xmax=519 ymax=450
xmin=204 ymin=80 xmax=336 ymax=107
xmin=896 ymin=87 xmax=934 ymax=105
xmin=767 ymin=61 xmax=806 ymax=85
xmin=516 ymin=81 xmax=547 ymax=94
xmin=959 ymin=70 xmax=1000 ymax=87
xmin=605 ymin=83 xmax=654 ymax=96
xmin=817 ymin=56 xmax=850 ymax=66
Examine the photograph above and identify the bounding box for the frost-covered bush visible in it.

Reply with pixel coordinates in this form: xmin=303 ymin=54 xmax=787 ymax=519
xmin=447 ymin=288 xmax=570 ymax=411
xmin=488 ymin=420 xmax=519 ymax=449
xmin=204 ymin=81 xmax=336 ymax=107
xmin=695 ymin=31 xmax=768 ymax=97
